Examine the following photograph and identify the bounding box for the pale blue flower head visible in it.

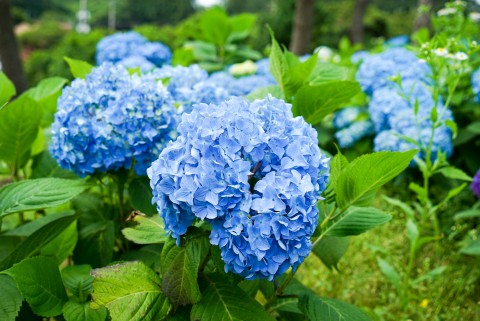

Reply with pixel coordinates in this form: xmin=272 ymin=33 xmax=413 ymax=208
xmin=148 ymin=96 xmax=330 ymax=280
xmin=50 ymin=63 xmax=178 ymax=177
xmin=471 ymin=68 xmax=480 ymax=102
xmin=96 ymin=31 xmax=148 ymax=65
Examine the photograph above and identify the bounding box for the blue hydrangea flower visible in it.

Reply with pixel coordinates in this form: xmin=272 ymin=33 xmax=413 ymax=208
xmin=50 ymin=63 xmax=178 ymax=177
xmin=471 ymin=68 xmax=480 ymax=102
xmin=148 ymin=96 xmax=330 ymax=280
xmin=149 ymin=65 xmax=230 ymax=113
xmin=335 ymin=120 xmax=374 ymax=148
xmin=333 ymin=107 xmax=362 ymax=129
xmin=351 ymin=50 xmax=370 ymax=64
xmin=209 ymin=72 xmax=276 ymax=97
xmin=356 ymin=47 xmax=431 ymax=95
xmin=118 ymin=55 xmax=156 ymax=73
xmin=471 ymin=169 xmax=480 ymax=198
xmin=96 ymin=31 xmax=172 ymax=68
xmin=385 ymin=35 xmax=410 ymax=47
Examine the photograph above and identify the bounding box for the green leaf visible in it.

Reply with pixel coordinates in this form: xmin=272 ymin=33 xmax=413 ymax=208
xmin=63 ymin=301 xmax=107 ymax=321
xmin=0 ymin=178 xmax=89 ymax=218
xmin=309 ymin=63 xmax=350 ymax=84
xmin=40 ymin=220 xmax=78 ymax=264
xmin=228 ymin=13 xmax=256 ymax=43
xmin=335 ymin=150 xmax=417 ymax=209
xmin=292 ymin=81 xmax=361 ymax=125
xmin=122 ymin=215 xmax=167 ymax=244
xmin=437 ymin=166 xmax=472 ymax=181
xmin=377 ymin=257 xmax=401 ymax=291
xmin=91 ymin=261 xmax=171 ymax=321
xmin=3 ymin=256 xmax=68 ymax=317
xmin=200 ymin=8 xmax=231 ymax=46
xmin=128 ymin=177 xmax=157 ymax=215
xmin=298 ymin=293 xmax=372 ymax=321
xmin=0 ymin=275 xmax=23 ymax=321
xmin=454 ymin=209 xmax=480 ymax=220
xmin=312 ymin=236 xmax=349 ymax=271
xmin=412 ymin=266 xmax=447 ymax=284
xmin=31 ymin=151 xmax=79 ymax=179
xmin=160 ymin=236 xmax=209 ymax=307
xmin=0 ymin=94 xmax=42 ymax=167
xmin=246 ymin=85 xmax=284 ymax=101
xmin=0 ymin=212 xmax=76 ymax=271
xmin=4 ymin=211 xmax=75 ymax=237
xmin=27 ymin=77 xmax=67 ymax=104
xmin=191 ymin=273 xmax=275 ymax=321
xmin=406 ymin=219 xmax=419 ymax=243
xmin=74 ymin=221 xmax=115 ymax=268
xmin=61 ymin=265 xmax=93 ymax=300
xmin=324 ymin=207 xmax=391 ymax=237
xmin=381 ymin=195 xmax=415 ymax=219
xmin=330 ymin=150 xmax=349 ymax=189
xmin=64 ymin=57 xmax=93 ymax=79
xmin=120 ymin=244 xmax=163 ymax=271
xmin=0 ymin=71 xmax=16 ymax=108
xmin=460 ymin=239 xmax=480 ymax=256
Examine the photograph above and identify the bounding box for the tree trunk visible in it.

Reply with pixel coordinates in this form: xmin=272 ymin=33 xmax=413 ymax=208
xmin=289 ymin=0 xmax=315 ymax=55
xmin=349 ymin=0 xmax=369 ymax=44
xmin=0 ymin=0 xmax=28 ymax=94
xmin=414 ymin=0 xmax=432 ymax=32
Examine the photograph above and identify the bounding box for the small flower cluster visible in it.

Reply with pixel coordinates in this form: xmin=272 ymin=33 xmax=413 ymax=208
xmin=471 ymin=68 xmax=480 ymax=102
xmin=471 ymin=169 xmax=480 ymax=198
xmin=50 ymin=63 xmax=178 ymax=176
xmin=148 ymin=96 xmax=330 ymax=280
xmin=332 ymin=107 xmax=374 ymax=148
xmin=96 ymin=31 xmax=172 ymax=70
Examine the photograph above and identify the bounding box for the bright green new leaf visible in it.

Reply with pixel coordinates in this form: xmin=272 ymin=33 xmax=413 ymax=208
xmin=200 ymin=8 xmax=231 ymax=46
xmin=406 ymin=219 xmax=419 ymax=243
xmin=0 ymin=212 xmax=76 ymax=270
xmin=454 ymin=209 xmax=480 ymax=220
xmin=312 ymin=236 xmax=349 ymax=271
xmin=309 ymin=62 xmax=350 ymax=84
xmin=91 ymin=261 xmax=171 ymax=321
xmin=376 ymin=257 xmax=401 ymax=291
xmin=0 ymin=275 xmax=22 ymax=321
xmin=63 ymin=301 xmax=107 ymax=321
xmin=298 ymin=293 xmax=372 ymax=321
xmin=128 ymin=177 xmax=157 ymax=215
xmin=292 ymin=81 xmax=361 ymax=125
xmin=335 ymin=150 xmax=417 ymax=208
xmin=160 ymin=236 xmax=209 ymax=307
xmin=3 ymin=256 xmax=68 ymax=317
xmin=324 ymin=206 xmax=391 ymax=237
xmin=246 ymin=85 xmax=284 ymax=101
xmin=0 ymin=71 xmax=16 ymax=108
xmin=329 ymin=150 xmax=349 ymax=189
xmin=27 ymin=77 xmax=67 ymax=103
xmin=0 ymin=178 xmax=89 ymax=218
xmin=191 ymin=273 xmax=275 ymax=321
xmin=228 ymin=13 xmax=256 ymax=43
xmin=0 ymin=94 xmax=42 ymax=167
xmin=437 ymin=166 xmax=472 ymax=182
xmin=122 ymin=215 xmax=168 ymax=244
xmin=64 ymin=57 xmax=93 ymax=79
xmin=61 ymin=265 xmax=94 ymax=300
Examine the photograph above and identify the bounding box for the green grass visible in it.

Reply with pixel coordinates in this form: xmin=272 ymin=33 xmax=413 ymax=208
xmin=297 ymin=198 xmax=480 ymax=321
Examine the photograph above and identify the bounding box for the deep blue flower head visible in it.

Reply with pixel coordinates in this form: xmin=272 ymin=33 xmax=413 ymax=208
xmin=96 ymin=31 xmax=172 ymax=68
xmin=356 ymin=48 xmax=431 ymax=95
xmin=50 ymin=63 xmax=178 ymax=177
xmin=148 ymin=96 xmax=330 ymax=280
xmin=335 ymin=120 xmax=374 ymax=148
xmin=118 ymin=55 xmax=156 ymax=73
xmin=149 ymin=65 xmax=229 ymax=113
xmin=385 ymin=35 xmax=410 ymax=47
xmin=471 ymin=68 xmax=480 ymax=102
xmin=471 ymin=169 xmax=480 ymax=198
xmin=96 ymin=31 xmax=148 ymax=65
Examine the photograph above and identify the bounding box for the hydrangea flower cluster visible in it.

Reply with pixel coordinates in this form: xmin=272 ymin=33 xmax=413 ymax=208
xmin=471 ymin=169 xmax=480 ymax=198
xmin=332 ymin=107 xmax=374 ymax=148
xmin=356 ymin=47 xmax=431 ymax=95
xmin=96 ymin=31 xmax=172 ymax=70
xmin=471 ymin=68 xmax=480 ymax=102
xmin=50 ymin=63 xmax=178 ymax=177
xmin=209 ymin=72 xmax=276 ymax=97
xmin=149 ymin=65 xmax=230 ymax=113
xmin=148 ymin=96 xmax=330 ymax=280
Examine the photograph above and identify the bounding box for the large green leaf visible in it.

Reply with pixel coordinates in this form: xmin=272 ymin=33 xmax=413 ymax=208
xmin=64 ymin=57 xmax=93 ymax=79
xmin=324 ymin=207 xmax=391 ymax=237
xmin=200 ymin=8 xmax=231 ymax=46
xmin=31 ymin=151 xmax=79 ymax=179
xmin=0 ymin=94 xmax=42 ymax=167
xmin=74 ymin=221 xmax=115 ymax=268
xmin=437 ymin=166 xmax=472 ymax=181
xmin=61 ymin=265 xmax=94 ymax=300
xmin=91 ymin=261 xmax=171 ymax=321
xmin=335 ymin=150 xmax=417 ymax=209
xmin=0 ymin=178 xmax=88 ymax=218
xmin=191 ymin=273 xmax=275 ymax=321
xmin=309 ymin=63 xmax=350 ymax=84
xmin=63 ymin=301 xmax=107 ymax=321
xmin=128 ymin=177 xmax=157 ymax=215
xmin=27 ymin=77 xmax=67 ymax=104
xmin=0 ymin=275 xmax=22 ymax=321
xmin=312 ymin=236 xmax=349 ymax=271
xmin=3 ymin=256 xmax=68 ymax=317
xmin=4 ymin=211 xmax=75 ymax=237
xmin=0 ymin=213 xmax=76 ymax=271
xmin=292 ymin=81 xmax=360 ymax=125
xmin=41 ymin=220 xmax=78 ymax=264
xmin=0 ymin=71 xmax=16 ymax=108
xmin=161 ymin=237 xmax=209 ymax=307
xmin=227 ymin=13 xmax=256 ymax=42
xmin=122 ymin=214 xmax=167 ymax=244
xmin=298 ymin=293 xmax=372 ymax=321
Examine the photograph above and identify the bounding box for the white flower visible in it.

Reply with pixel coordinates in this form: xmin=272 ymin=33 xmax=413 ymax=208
xmin=437 ymin=7 xmax=457 ymax=16
xmin=470 ymin=12 xmax=480 ymax=22
xmin=434 ymin=48 xmax=449 ymax=57
xmin=454 ymin=52 xmax=468 ymax=61
xmin=228 ymin=60 xmax=257 ymax=76
xmin=314 ymin=46 xmax=334 ymax=62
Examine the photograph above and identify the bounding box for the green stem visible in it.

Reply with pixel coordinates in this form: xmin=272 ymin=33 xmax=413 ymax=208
xmin=401 ymin=240 xmax=417 ymax=308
